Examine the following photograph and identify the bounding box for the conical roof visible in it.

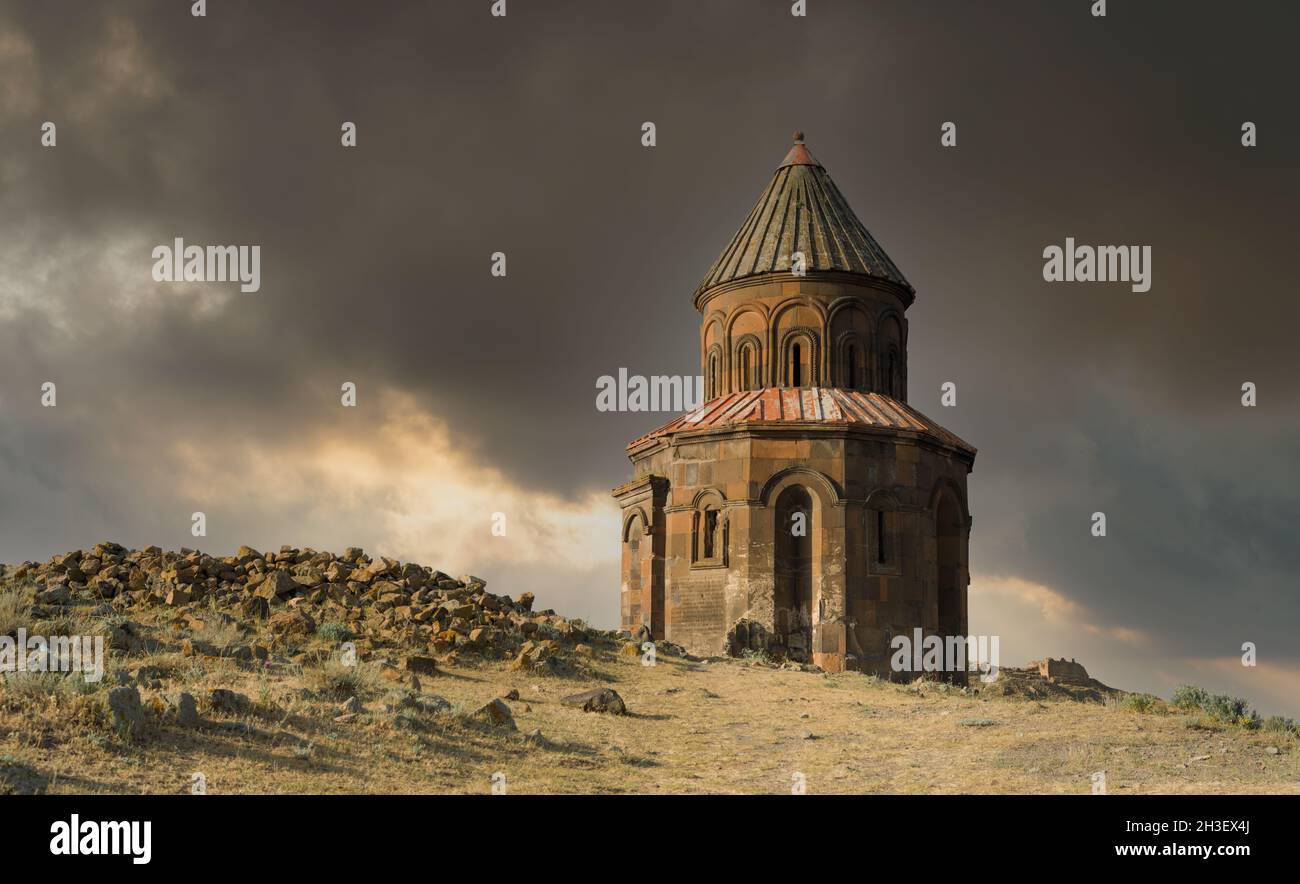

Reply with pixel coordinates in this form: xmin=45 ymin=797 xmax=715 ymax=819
xmin=694 ymin=132 xmax=912 ymax=301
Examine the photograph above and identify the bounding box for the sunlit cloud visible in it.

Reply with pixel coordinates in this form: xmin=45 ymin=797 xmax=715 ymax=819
xmin=166 ymin=388 xmax=620 ymax=578
xmin=973 ymin=573 xmax=1149 ymax=646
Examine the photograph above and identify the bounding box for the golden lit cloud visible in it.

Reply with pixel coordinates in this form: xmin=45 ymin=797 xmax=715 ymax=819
xmin=973 ymin=573 xmax=1148 ymax=646
xmin=166 ymin=389 xmax=621 ymax=577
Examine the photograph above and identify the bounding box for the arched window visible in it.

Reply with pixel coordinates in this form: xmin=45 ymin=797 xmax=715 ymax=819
xmin=847 ymin=344 xmax=857 ymax=389
xmin=708 ymin=352 xmax=719 ymax=399
xmin=866 ymin=491 xmax=901 ymax=576
xmin=692 ymin=494 xmax=726 ymax=567
xmin=733 ymin=336 xmax=761 ymax=393
xmin=781 ymin=329 xmax=818 ymax=388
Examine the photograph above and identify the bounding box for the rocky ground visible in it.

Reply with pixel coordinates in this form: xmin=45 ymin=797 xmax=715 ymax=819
xmin=0 ymin=544 xmax=1296 ymax=795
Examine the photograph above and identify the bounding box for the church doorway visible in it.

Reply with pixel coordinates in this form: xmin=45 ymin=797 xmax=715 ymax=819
xmin=774 ymin=486 xmax=813 ymax=661
xmin=935 ymin=490 xmax=964 ymax=681
xmin=625 ymin=514 xmax=663 ymax=640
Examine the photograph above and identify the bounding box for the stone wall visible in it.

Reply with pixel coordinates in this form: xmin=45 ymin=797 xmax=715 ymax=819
xmin=1037 ymin=657 xmax=1090 ymax=683
xmin=615 ymin=424 xmax=972 ymax=670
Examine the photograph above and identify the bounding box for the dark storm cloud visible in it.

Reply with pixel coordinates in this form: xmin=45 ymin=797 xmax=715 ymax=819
xmin=1 ymin=1 xmax=1297 ymax=708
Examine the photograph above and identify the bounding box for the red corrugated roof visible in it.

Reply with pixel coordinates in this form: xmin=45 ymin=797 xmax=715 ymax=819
xmin=627 ymin=387 xmax=976 ymax=457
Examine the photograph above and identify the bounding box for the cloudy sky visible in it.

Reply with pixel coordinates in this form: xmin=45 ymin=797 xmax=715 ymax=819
xmin=1 ymin=0 xmax=1296 ymax=715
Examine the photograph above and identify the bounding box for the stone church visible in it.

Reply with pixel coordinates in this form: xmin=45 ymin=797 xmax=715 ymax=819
xmin=612 ymin=133 xmax=976 ymax=675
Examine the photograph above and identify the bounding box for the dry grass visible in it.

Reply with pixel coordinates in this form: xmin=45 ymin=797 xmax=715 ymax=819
xmin=0 ymin=585 xmax=34 ymax=638
xmin=1 ymin=642 xmax=1296 ymax=795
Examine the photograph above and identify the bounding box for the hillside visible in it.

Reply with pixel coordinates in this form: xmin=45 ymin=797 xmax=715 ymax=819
xmin=1 ymin=544 xmax=1295 ymax=795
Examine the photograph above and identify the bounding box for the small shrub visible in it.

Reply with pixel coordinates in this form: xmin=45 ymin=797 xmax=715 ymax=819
xmin=1171 ymin=684 xmax=1209 ymax=711
xmin=1171 ymin=684 xmax=1258 ymax=727
xmin=1201 ymin=693 xmax=1258 ymax=727
xmin=195 ymin=618 xmax=242 ymax=655
xmin=61 ymin=668 xmax=114 ymax=696
xmin=316 ymin=622 xmax=353 ymax=642
xmin=1122 ymin=692 xmax=1162 ymax=714
xmin=959 ymin=717 xmax=997 ymax=727
xmin=1261 ymin=715 xmax=1298 ymax=735
xmin=0 ymin=587 xmax=34 ymax=639
xmin=104 ymin=613 xmax=132 ymax=630
xmin=3 ymin=670 xmax=72 ymax=701
xmin=83 ymin=733 xmax=112 ymax=750
xmin=309 ymin=659 xmax=379 ymax=700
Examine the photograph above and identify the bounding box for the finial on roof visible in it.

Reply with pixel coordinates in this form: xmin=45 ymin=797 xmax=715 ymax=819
xmin=779 ymin=131 xmax=818 ymax=168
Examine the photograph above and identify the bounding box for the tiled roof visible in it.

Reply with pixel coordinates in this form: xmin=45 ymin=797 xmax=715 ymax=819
xmin=694 ymin=132 xmax=912 ymax=299
xmin=628 ymin=387 xmax=975 ymax=457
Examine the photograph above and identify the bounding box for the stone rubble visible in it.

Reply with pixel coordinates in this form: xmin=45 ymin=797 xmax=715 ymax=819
xmin=0 ymin=542 xmax=619 ymax=673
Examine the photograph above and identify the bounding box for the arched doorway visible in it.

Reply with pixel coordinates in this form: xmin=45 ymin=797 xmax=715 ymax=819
xmin=623 ymin=512 xmax=661 ymax=638
xmin=774 ymin=486 xmax=813 ymax=661
xmin=935 ymin=490 xmax=964 ymax=680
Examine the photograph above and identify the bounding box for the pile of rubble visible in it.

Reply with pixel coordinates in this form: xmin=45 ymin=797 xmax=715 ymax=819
xmin=0 ymin=542 xmax=611 ymax=675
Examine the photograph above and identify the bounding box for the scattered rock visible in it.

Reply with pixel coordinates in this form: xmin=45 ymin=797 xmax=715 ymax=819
xmin=207 ymin=689 xmax=252 ymax=716
xmin=474 ymin=698 xmax=517 ymax=729
xmin=162 ymin=691 xmax=200 ymax=728
xmin=404 ymin=655 xmax=439 ymax=675
xmin=106 ymin=687 xmax=146 ymax=735
xmin=37 ymin=585 xmax=72 ymax=606
xmin=240 ymin=596 xmax=270 ymax=621
xmin=560 ymin=688 xmax=627 ymax=715
xmin=255 ymin=570 xmax=301 ymax=601
xmin=268 ymin=609 xmax=316 ymax=638
xmin=412 ymin=694 xmax=452 ymax=715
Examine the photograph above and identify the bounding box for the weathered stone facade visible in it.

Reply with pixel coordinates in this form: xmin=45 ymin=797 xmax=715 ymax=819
xmin=1037 ymin=657 xmax=1091 ymax=684
xmin=613 ymin=134 xmax=976 ymax=675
